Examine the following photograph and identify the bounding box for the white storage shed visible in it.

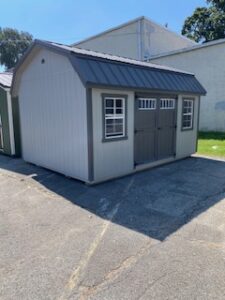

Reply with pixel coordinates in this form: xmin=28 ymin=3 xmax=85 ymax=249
xmin=11 ymin=40 xmax=206 ymax=184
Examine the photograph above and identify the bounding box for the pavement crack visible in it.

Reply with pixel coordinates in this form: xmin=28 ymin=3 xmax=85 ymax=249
xmin=136 ymin=271 xmax=175 ymax=300
xmin=58 ymin=202 xmax=121 ymax=300
xmin=58 ymin=177 xmax=136 ymax=300
xmin=77 ymin=240 xmax=154 ymax=300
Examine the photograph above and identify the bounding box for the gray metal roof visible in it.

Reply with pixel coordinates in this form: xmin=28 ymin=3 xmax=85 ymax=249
xmin=12 ymin=40 xmax=206 ymax=96
xmin=70 ymin=54 xmax=206 ymax=95
xmin=0 ymin=72 xmax=12 ymax=88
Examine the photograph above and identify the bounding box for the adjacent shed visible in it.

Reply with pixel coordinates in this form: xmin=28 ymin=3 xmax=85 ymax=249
xmin=0 ymin=72 xmax=16 ymax=156
xmin=12 ymin=40 xmax=206 ymax=184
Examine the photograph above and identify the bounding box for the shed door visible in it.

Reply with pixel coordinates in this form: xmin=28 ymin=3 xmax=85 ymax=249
xmin=157 ymin=98 xmax=177 ymax=159
xmin=134 ymin=96 xmax=177 ymax=166
xmin=134 ymin=98 xmax=157 ymax=164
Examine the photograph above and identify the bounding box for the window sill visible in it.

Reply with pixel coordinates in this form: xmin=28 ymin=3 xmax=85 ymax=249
xmin=102 ymin=136 xmax=128 ymax=143
xmin=181 ymin=127 xmax=193 ymax=131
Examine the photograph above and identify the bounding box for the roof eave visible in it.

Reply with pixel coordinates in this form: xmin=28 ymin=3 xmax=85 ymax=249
xmin=86 ymin=82 xmax=206 ymax=96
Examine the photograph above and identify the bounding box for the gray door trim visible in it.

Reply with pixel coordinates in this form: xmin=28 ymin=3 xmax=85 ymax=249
xmin=86 ymin=88 xmax=94 ymax=182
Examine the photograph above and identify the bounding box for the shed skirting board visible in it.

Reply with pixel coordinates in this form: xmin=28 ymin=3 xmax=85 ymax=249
xmin=23 ymin=158 xmax=89 ymax=183
xmin=87 ymin=155 xmax=192 ymax=185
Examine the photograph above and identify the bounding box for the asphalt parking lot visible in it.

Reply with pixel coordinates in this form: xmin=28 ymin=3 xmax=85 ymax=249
xmin=0 ymin=155 xmax=225 ymax=300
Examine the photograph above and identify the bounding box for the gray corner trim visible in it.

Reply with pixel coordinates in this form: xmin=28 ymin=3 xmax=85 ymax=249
xmin=101 ymin=93 xmax=128 ymax=143
xmin=195 ymin=96 xmax=201 ymax=152
xmin=181 ymin=97 xmax=195 ymax=132
xmin=86 ymin=88 xmax=94 ymax=182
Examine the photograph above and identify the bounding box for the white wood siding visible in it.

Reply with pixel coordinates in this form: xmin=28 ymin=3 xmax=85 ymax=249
xmin=18 ymin=49 xmax=89 ymax=181
xmin=92 ymin=89 xmax=134 ymax=182
xmin=150 ymin=43 xmax=225 ymax=131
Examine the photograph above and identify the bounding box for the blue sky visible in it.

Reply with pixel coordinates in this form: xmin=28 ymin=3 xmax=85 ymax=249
xmin=1 ymin=0 xmax=206 ymax=45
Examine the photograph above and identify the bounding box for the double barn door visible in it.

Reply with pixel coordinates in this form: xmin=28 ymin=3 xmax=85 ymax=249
xmin=134 ymin=95 xmax=177 ymax=165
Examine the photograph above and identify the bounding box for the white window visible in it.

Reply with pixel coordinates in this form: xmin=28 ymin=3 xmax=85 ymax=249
xmin=0 ymin=115 xmax=3 ymax=150
xmin=160 ymin=98 xmax=175 ymax=109
xmin=182 ymin=99 xmax=194 ymax=130
xmin=104 ymin=96 xmax=126 ymax=140
xmin=138 ymin=98 xmax=156 ymax=110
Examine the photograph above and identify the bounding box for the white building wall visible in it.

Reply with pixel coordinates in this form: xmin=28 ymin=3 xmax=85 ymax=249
xmin=75 ymin=18 xmax=195 ymax=61
xmin=18 ymin=49 xmax=89 ymax=181
xmin=150 ymin=43 xmax=225 ymax=131
xmin=142 ymin=19 xmax=195 ymax=60
xmin=76 ymin=22 xmax=140 ymax=60
xmin=92 ymin=88 xmax=134 ymax=182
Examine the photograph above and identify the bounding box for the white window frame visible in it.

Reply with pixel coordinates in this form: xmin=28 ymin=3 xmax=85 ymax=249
xmin=0 ymin=114 xmax=4 ymax=150
xmin=103 ymin=96 xmax=126 ymax=140
xmin=160 ymin=98 xmax=175 ymax=110
xmin=182 ymin=99 xmax=194 ymax=130
xmin=138 ymin=98 xmax=157 ymax=110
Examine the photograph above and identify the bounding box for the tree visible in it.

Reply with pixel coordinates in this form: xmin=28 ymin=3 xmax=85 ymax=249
xmin=0 ymin=28 xmax=33 ymax=70
xmin=182 ymin=0 xmax=225 ymax=43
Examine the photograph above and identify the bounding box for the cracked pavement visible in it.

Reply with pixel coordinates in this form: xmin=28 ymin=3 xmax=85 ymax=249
xmin=0 ymin=155 xmax=225 ymax=299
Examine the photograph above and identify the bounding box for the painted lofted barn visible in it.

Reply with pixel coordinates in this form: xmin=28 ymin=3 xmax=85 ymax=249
xmin=12 ymin=40 xmax=206 ymax=184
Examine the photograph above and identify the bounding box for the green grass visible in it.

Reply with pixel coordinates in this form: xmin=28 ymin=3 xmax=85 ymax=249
xmin=197 ymin=131 xmax=225 ymax=158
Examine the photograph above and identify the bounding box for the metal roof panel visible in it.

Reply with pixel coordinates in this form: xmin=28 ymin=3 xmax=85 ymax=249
xmin=0 ymin=72 xmax=12 ymax=88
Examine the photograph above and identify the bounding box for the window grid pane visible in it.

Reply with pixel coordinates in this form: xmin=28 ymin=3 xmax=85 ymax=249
xmin=104 ymin=97 xmax=125 ymax=139
xmin=138 ymin=98 xmax=156 ymax=110
xmin=160 ymin=98 xmax=175 ymax=109
xmin=182 ymin=99 xmax=194 ymax=129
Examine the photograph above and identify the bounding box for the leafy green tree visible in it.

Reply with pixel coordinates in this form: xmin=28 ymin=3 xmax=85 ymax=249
xmin=0 ymin=28 xmax=33 ymax=70
xmin=182 ymin=0 xmax=225 ymax=43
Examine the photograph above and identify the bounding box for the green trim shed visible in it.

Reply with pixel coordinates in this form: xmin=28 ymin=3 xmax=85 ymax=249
xmin=0 ymin=72 xmax=16 ymax=156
